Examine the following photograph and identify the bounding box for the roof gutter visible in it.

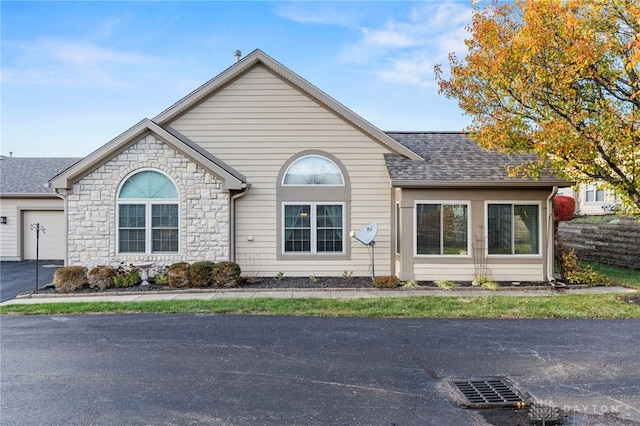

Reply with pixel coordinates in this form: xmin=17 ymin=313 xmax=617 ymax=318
xmin=390 ymin=180 xmax=574 ymax=188
xmin=53 ymin=188 xmax=69 ymax=265
xmin=229 ymin=184 xmax=250 ymax=263
xmin=546 ymin=186 xmax=558 ymax=283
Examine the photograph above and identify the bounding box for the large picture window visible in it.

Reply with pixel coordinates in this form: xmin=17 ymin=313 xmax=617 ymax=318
xmin=416 ymin=203 xmax=469 ymax=255
xmin=283 ymin=203 xmax=344 ymax=254
xmin=487 ymin=203 xmax=540 ymax=255
xmin=117 ymin=170 xmax=179 ymax=254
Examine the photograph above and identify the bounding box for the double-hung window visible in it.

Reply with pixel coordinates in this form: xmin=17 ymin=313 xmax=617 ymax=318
xmin=585 ymin=185 xmax=605 ymax=202
xmin=283 ymin=203 xmax=344 ymax=254
xmin=487 ymin=203 xmax=539 ymax=255
xmin=117 ymin=170 xmax=179 ymax=254
xmin=415 ymin=202 xmax=469 ymax=255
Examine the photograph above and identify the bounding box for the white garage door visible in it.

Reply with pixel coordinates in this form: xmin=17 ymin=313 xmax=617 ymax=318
xmin=23 ymin=211 xmax=65 ymax=260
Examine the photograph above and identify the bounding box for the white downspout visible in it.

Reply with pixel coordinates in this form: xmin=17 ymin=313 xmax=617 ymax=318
xmin=546 ymin=186 xmax=558 ymax=282
xmin=53 ymin=188 xmax=69 ymax=265
xmin=229 ymin=185 xmax=250 ymax=263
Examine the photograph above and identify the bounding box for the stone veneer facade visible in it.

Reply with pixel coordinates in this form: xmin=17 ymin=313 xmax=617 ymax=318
xmin=66 ymin=134 xmax=230 ymax=267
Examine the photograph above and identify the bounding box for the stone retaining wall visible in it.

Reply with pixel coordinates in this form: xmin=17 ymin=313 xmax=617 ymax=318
xmin=558 ymin=217 xmax=640 ymax=270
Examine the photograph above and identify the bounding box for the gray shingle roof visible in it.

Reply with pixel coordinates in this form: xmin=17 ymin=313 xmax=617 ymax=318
xmin=0 ymin=157 xmax=80 ymax=194
xmin=384 ymin=132 xmax=567 ymax=186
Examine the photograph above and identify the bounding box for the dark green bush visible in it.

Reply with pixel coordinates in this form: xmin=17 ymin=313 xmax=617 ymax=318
xmin=168 ymin=262 xmax=190 ymax=288
xmin=212 ymin=261 xmax=242 ymax=288
xmin=87 ymin=265 xmax=116 ymax=291
xmin=373 ymin=275 xmax=400 ymax=289
xmin=153 ymin=265 xmax=169 ymax=286
xmin=188 ymin=261 xmax=216 ymax=288
xmin=53 ymin=266 xmax=88 ymax=293
xmin=114 ymin=263 xmax=140 ymax=288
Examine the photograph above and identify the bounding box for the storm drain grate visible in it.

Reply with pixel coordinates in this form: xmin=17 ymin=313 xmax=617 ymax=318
xmin=449 ymin=377 xmax=527 ymax=408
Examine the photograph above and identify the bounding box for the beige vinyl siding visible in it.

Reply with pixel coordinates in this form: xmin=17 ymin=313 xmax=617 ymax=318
xmin=169 ymin=66 xmax=393 ymax=277
xmin=0 ymin=198 xmax=65 ymax=261
xmin=413 ymin=264 xmax=476 ymax=282
xmin=413 ymin=263 xmax=543 ymax=282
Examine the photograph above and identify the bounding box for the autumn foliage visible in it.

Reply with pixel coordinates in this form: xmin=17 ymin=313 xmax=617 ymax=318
xmin=436 ymin=0 xmax=640 ymax=213
xmin=553 ymin=195 xmax=576 ymax=223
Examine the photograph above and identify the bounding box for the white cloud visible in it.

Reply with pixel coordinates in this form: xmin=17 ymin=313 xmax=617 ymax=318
xmin=361 ymin=26 xmax=416 ymax=48
xmin=2 ymin=38 xmax=153 ymax=87
xmin=273 ymin=3 xmax=353 ymax=26
xmin=338 ymin=2 xmax=473 ymax=88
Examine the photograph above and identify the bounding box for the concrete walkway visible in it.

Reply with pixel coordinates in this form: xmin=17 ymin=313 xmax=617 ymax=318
xmin=1 ymin=285 xmax=636 ymax=306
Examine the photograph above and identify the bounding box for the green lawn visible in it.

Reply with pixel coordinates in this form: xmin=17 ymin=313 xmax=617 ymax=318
xmin=1 ymin=293 xmax=638 ymax=318
xmin=587 ymin=262 xmax=640 ymax=289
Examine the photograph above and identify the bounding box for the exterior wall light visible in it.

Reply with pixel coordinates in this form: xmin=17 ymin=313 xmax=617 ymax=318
xmin=0 ymin=216 xmax=6 ymax=224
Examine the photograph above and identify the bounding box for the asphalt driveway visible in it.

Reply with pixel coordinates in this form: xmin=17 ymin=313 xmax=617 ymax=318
xmin=0 ymin=260 xmax=62 ymax=302
xmin=2 ymin=315 xmax=639 ymax=425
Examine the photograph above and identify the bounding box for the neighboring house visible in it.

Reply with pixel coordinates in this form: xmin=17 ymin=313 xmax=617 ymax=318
xmin=557 ymin=183 xmax=619 ymax=216
xmin=0 ymin=156 xmax=80 ymax=260
xmin=49 ymin=50 xmax=571 ymax=282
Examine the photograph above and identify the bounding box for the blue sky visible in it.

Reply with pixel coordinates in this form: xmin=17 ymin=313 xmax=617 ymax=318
xmin=1 ymin=1 xmax=473 ymax=158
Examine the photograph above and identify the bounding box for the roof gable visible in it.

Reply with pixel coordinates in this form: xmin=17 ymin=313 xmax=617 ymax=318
xmin=49 ymin=119 xmax=246 ymax=191
xmin=153 ymin=49 xmax=422 ymax=161
xmin=385 ymin=132 xmax=573 ymax=187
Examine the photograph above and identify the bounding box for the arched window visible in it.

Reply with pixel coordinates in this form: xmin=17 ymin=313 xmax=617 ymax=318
xmin=278 ymin=153 xmax=349 ymax=257
xmin=117 ymin=170 xmax=179 ymax=254
xmin=283 ymin=155 xmax=344 ymax=185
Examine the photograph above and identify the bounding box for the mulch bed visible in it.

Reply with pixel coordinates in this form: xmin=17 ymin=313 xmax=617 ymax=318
xmin=620 ymin=294 xmax=640 ymax=305
xmin=33 ymin=276 xmax=559 ymax=296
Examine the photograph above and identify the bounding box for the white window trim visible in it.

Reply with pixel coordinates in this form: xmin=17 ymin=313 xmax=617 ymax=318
xmin=413 ymin=200 xmax=471 ymax=257
xmin=281 ymin=155 xmax=345 ymax=187
xmin=395 ymin=202 xmax=401 ymax=256
xmin=584 ymin=185 xmax=605 ymax=203
xmin=117 ymin=201 xmax=181 ymax=254
xmin=116 ymin=169 xmax=180 ymax=255
xmin=484 ymin=201 xmax=542 ymax=258
xmin=281 ymin=202 xmax=346 ymax=255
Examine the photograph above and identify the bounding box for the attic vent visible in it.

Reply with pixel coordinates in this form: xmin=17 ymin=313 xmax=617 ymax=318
xmin=449 ymin=377 xmax=527 ymax=408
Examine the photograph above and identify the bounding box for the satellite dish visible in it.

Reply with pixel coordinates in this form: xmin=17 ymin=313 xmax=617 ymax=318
xmin=351 ymin=224 xmax=378 ymax=281
xmin=352 ymin=223 xmax=378 ymax=246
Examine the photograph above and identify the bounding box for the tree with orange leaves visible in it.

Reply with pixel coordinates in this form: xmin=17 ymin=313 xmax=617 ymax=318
xmin=435 ymin=0 xmax=640 ymax=213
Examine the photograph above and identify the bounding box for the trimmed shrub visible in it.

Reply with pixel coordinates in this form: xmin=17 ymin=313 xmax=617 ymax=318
xmin=188 ymin=261 xmax=216 ymax=288
xmin=212 ymin=261 xmax=242 ymax=288
xmin=87 ymin=265 xmax=116 ymax=291
xmin=153 ymin=265 xmax=169 ymax=286
xmin=168 ymin=262 xmax=190 ymax=288
xmin=113 ymin=263 xmax=140 ymax=288
xmin=554 ymin=195 xmax=576 ymax=225
xmin=373 ymin=275 xmax=400 ymax=289
xmin=53 ymin=266 xmax=88 ymax=293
